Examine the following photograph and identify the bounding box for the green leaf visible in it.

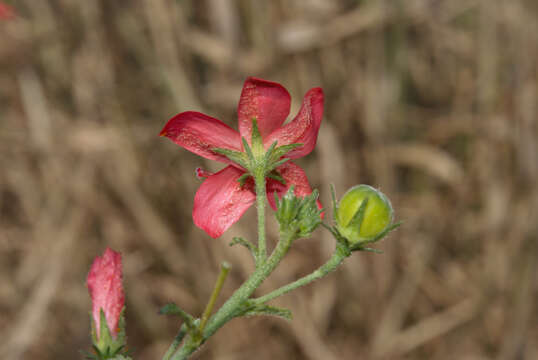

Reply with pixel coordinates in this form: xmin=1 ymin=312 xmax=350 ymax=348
xmin=229 ymin=237 xmax=257 ymax=263
xmin=159 ymin=303 xmax=196 ymax=330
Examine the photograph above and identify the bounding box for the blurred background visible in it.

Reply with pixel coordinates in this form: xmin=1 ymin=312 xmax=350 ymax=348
xmin=1 ymin=0 xmax=537 ymax=359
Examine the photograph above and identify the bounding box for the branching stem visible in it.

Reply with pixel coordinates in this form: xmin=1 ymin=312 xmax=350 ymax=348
xmin=251 ymin=244 xmax=348 ymax=305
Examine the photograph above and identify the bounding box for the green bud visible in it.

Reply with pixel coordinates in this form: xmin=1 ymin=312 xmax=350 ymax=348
xmin=275 ymin=187 xmax=322 ymax=239
xmin=336 ymin=185 xmax=393 ymax=245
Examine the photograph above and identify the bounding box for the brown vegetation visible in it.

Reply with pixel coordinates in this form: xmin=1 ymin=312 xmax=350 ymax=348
xmin=1 ymin=1 xmax=537 ymax=359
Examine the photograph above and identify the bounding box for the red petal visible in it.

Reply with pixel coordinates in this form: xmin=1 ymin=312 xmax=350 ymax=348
xmin=87 ymin=248 xmax=124 ymax=339
xmin=266 ymin=162 xmax=323 ymax=214
xmin=193 ymin=166 xmax=256 ymax=238
xmin=237 ymin=77 xmax=291 ymax=141
xmin=264 ymin=88 xmax=324 ymax=159
xmin=161 ymin=111 xmax=241 ymax=164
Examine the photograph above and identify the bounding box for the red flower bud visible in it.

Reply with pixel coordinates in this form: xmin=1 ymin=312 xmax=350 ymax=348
xmin=87 ymin=248 xmax=125 ymax=339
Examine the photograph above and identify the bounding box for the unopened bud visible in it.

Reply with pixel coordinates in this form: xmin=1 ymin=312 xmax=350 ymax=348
xmin=275 ymin=187 xmax=322 ymax=239
xmin=336 ymin=185 xmax=393 ymax=245
xmin=87 ymin=248 xmax=127 ymax=359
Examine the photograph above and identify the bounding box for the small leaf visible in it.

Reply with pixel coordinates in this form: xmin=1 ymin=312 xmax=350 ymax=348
xmin=229 ymin=237 xmax=257 ymax=263
xmin=159 ymin=303 xmax=195 ymax=330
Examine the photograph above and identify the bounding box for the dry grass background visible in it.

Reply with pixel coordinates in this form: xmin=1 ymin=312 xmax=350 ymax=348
xmin=1 ymin=0 xmax=537 ymax=359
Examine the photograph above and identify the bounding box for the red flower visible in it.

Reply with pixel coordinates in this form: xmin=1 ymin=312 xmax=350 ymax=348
xmin=0 ymin=2 xmax=15 ymax=20
xmin=87 ymin=248 xmax=125 ymax=339
xmin=161 ymin=77 xmax=324 ymax=238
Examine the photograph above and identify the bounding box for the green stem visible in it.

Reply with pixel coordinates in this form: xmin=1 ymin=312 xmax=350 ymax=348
xmin=255 ymin=171 xmax=267 ymax=263
xmin=251 ymin=244 xmax=348 ymax=306
xmin=170 ymin=171 xmax=294 ymax=360
xmin=171 ymin=236 xmax=294 ymax=360
xmin=198 ymin=262 xmax=231 ymax=333
xmin=201 ymin=229 xmax=294 ymax=339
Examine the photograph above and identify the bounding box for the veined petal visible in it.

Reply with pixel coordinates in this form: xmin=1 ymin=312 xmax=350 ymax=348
xmin=193 ymin=166 xmax=256 ymax=238
xmin=266 ymin=162 xmax=322 ymax=212
xmin=160 ymin=111 xmax=242 ymax=164
xmin=264 ymin=88 xmax=324 ymax=159
xmin=238 ymin=77 xmax=291 ymax=141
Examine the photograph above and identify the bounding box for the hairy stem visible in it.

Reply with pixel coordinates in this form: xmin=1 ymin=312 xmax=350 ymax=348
xmin=255 ymin=170 xmax=267 ymax=263
xmin=251 ymin=244 xmax=348 ymax=306
xmin=170 ymin=170 xmax=294 ymax=360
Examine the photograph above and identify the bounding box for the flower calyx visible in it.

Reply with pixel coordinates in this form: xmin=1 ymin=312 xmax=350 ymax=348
xmin=87 ymin=309 xmax=128 ymax=360
xmin=213 ymin=118 xmax=302 ymax=184
xmin=275 ymin=186 xmax=323 ymax=239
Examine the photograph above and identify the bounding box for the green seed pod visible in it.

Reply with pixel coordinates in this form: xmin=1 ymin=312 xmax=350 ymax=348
xmin=336 ymin=185 xmax=393 ymax=245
